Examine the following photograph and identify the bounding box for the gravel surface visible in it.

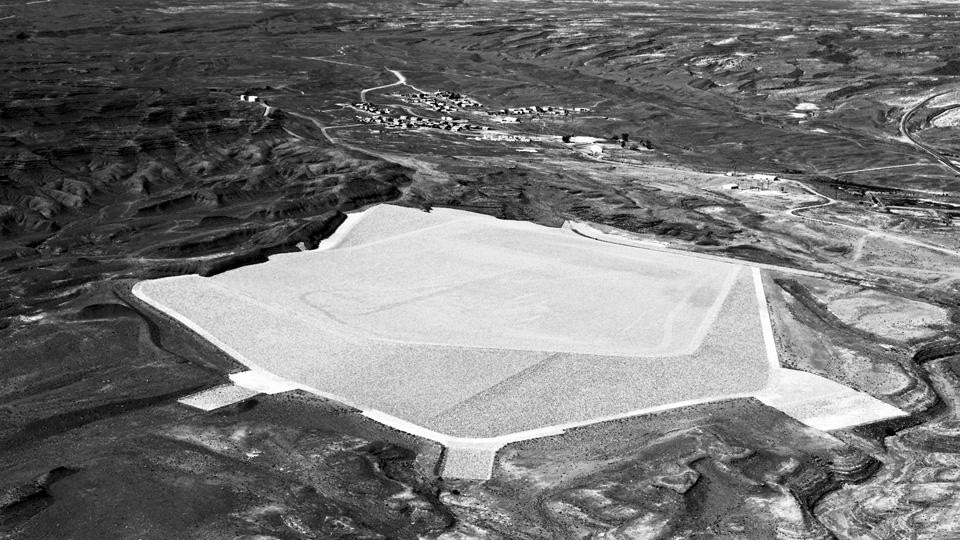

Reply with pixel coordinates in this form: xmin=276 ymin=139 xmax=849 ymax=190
xmin=135 ymin=205 xmax=769 ymax=439
xmin=178 ymin=384 xmax=261 ymax=411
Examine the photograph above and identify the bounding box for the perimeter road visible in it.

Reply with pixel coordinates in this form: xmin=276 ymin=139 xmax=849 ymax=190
xmin=565 ymin=221 xmax=827 ymax=278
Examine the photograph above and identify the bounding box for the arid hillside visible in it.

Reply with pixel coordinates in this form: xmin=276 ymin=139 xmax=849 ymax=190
xmin=1 ymin=0 xmax=959 ymax=538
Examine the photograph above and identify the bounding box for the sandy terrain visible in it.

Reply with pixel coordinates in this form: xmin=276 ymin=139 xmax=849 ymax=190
xmin=818 ymin=288 xmax=950 ymax=342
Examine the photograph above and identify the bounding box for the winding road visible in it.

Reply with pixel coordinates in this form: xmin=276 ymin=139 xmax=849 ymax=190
xmin=284 ymin=108 xmax=440 ymax=184
xmin=899 ymin=93 xmax=960 ymax=176
xmin=359 ymin=68 xmax=428 ymax=102
xmin=785 ymin=181 xmax=960 ymax=258
xmin=301 ymin=55 xmax=429 ymax=100
xmin=272 ymin=55 xmax=960 ymax=262
xmin=284 ymin=110 xmax=360 ymax=147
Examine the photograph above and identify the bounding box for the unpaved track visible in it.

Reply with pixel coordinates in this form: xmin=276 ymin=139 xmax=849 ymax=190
xmin=786 ymin=181 xmax=960 ymax=258
xmin=287 ymin=55 xmax=959 ymax=263
xmin=359 ymin=68 xmax=429 ymax=102
xmin=834 ymin=163 xmax=926 ymax=175
xmin=303 ymin=55 xmax=373 ymax=70
xmin=567 ymin=223 xmax=827 ymax=278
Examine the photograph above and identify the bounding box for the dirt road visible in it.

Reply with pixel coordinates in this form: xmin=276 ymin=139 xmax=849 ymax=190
xmin=786 ymin=181 xmax=960 ymax=258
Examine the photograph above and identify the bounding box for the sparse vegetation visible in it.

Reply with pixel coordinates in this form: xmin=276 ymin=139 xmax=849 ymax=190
xmin=1 ymin=0 xmax=959 ymax=538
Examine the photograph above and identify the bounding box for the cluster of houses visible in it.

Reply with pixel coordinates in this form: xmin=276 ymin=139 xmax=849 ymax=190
xmin=397 ymin=90 xmax=590 ymax=123
xmin=721 ymin=173 xmax=781 ymax=190
xmin=355 ymin=113 xmax=487 ymax=132
xmin=486 ymin=105 xmax=593 ymax=124
xmin=400 ymin=90 xmax=484 ymax=113
xmin=352 ymin=102 xmax=392 ymax=115
xmin=347 ymin=86 xmax=598 ymax=144
xmin=473 ymin=132 xmax=532 ymax=143
xmin=492 ymin=105 xmax=590 ymax=118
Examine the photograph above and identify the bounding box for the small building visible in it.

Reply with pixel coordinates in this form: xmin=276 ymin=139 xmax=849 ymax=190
xmin=721 ymin=183 xmax=739 ymax=190
xmin=499 ymin=116 xmax=520 ymax=124
xmin=587 ymin=144 xmax=603 ymax=156
xmin=240 ymin=95 xmax=259 ymax=103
